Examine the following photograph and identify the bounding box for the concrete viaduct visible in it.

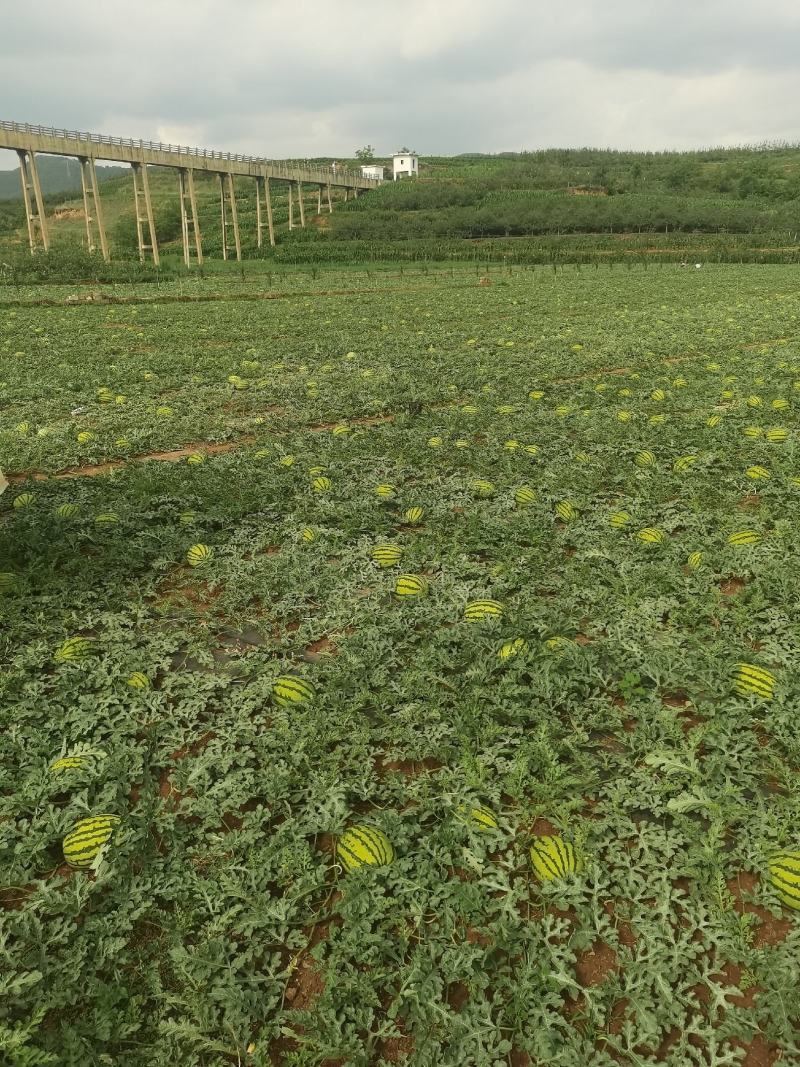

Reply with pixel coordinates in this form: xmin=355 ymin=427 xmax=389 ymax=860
xmin=0 ymin=119 xmax=380 ymax=266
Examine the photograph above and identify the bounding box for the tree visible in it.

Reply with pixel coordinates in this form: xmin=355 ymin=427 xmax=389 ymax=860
xmin=355 ymin=145 xmax=375 ymax=163
xmin=112 ymin=201 xmax=183 ymax=253
xmin=666 ymin=162 xmax=696 ymax=192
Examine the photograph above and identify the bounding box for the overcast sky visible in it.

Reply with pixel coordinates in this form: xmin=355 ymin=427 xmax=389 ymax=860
xmin=1 ymin=0 xmax=799 ymax=168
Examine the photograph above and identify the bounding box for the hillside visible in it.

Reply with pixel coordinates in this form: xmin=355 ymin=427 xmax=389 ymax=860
xmin=3 ymin=144 xmax=800 ymax=268
xmin=279 ymin=146 xmax=800 ymax=264
xmin=0 ymin=155 xmax=129 ymax=200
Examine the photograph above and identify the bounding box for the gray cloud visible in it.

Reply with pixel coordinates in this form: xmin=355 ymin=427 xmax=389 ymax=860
xmin=1 ymin=0 xmax=799 ymax=169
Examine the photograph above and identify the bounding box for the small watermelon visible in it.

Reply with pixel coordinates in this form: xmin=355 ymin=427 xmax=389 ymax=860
xmin=768 ymin=853 xmax=800 ymax=910
xmin=463 ymin=805 xmax=499 ymax=830
xmin=515 ymin=487 xmax=536 ymax=508
xmin=402 ymin=506 xmax=425 ymax=524
xmin=733 ymin=663 xmax=775 ymax=701
xmin=636 ymin=527 xmax=665 ymax=544
xmin=186 ymin=544 xmax=213 ymax=567
xmin=337 ymin=825 xmax=394 ymax=871
xmin=395 ymin=574 xmax=428 ymax=597
xmin=745 ymin=466 xmax=770 ymax=480
xmin=530 ymin=835 xmax=583 ymax=882
xmin=555 ymin=501 xmax=577 ymax=522
xmin=464 ymin=600 xmax=504 ymax=621
xmin=63 ymin=814 xmax=121 ymax=869
xmin=498 ymin=638 xmax=527 ymax=660
xmin=728 ymin=530 xmax=761 ymax=547
xmin=54 ymin=636 xmax=94 ymax=664
xmin=371 ymin=544 xmax=403 ymax=567
xmin=272 ymin=676 xmax=315 ymax=707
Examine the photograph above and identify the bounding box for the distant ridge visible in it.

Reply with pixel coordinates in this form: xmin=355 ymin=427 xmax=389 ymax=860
xmin=0 ymin=155 xmax=128 ymax=201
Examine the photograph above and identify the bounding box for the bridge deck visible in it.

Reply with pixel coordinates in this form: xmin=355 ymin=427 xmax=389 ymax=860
xmin=0 ymin=120 xmax=377 ymax=189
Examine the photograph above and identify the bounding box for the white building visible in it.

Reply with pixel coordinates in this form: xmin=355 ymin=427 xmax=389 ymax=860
xmin=393 ymin=151 xmax=418 ymax=180
xmin=360 ymin=165 xmax=384 ymax=180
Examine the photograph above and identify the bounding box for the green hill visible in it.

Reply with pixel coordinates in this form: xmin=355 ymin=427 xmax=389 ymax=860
xmin=3 ymin=144 xmax=800 ymax=268
xmin=317 ymin=146 xmax=800 ymax=236
xmin=0 ymin=155 xmax=128 ymax=200
xmin=273 ymin=145 xmax=800 ymax=265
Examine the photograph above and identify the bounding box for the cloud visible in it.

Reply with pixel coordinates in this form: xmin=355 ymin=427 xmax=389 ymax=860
xmin=1 ymin=0 xmax=799 ymax=169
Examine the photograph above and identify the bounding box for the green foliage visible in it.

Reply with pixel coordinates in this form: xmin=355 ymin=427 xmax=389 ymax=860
xmin=291 ymin=145 xmax=800 ymax=264
xmin=113 ymin=201 xmax=184 ymax=255
xmin=6 ymin=143 xmax=800 ymax=272
xmin=0 ymin=201 xmax=25 ymax=237
xmin=273 ymin=233 xmax=800 ymax=266
xmin=328 ymin=187 xmax=798 ymax=240
xmin=2 ymin=264 xmax=800 ymax=1063
xmin=617 ymin=671 xmax=649 ymax=703
xmin=0 ymin=247 xmax=174 ymax=285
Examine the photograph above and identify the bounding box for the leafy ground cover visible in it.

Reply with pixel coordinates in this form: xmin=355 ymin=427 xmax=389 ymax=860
xmin=2 ymin=263 xmax=800 ymax=1065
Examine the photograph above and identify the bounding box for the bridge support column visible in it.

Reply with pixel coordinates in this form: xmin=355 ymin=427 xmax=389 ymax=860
xmin=255 ymin=178 xmax=262 ymax=249
xmin=17 ymin=151 xmax=36 ymax=253
xmin=78 ymin=157 xmax=109 ymax=262
xmin=288 ymin=182 xmax=294 ymax=230
xmin=317 ymin=185 xmax=322 ymax=214
xmin=218 ymin=174 xmax=228 ymax=259
xmin=179 ymin=173 xmax=190 ymax=267
xmin=218 ymin=173 xmax=241 ymax=261
xmin=78 ymin=158 xmax=95 ymax=253
xmin=297 ymin=181 xmax=305 ymax=228
xmin=28 ymin=152 xmax=49 ymax=250
xmin=16 ymin=149 xmax=49 ymax=252
xmin=178 ymin=169 xmax=202 ymax=267
xmin=187 ymin=169 xmax=203 ymax=265
xmin=227 ymin=174 xmax=242 ymax=261
xmin=88 ymin=159 xmax=110 ymax=263
xmin=265 ymin=176 xmax=275 ymax=248
xmin=256 ymin=176 xmax=275 ymax=248
xmin=131 ymin=166 xmax=143 ymax=261
xmin=132 ymin=163 xmax=159 ymax=266
xmin=327 ymin=184 xmax=332 ymax=213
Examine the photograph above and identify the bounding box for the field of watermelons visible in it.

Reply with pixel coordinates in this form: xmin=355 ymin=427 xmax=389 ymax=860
xmin=2 ymin=262 xmax=800 ymax=1066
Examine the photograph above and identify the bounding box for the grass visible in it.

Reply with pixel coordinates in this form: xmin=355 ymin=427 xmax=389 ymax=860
xmin=2 ymin=263 xmax=800 ymax=1065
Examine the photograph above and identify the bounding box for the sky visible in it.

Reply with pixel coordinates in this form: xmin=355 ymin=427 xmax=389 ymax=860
xmin=1 ymin=0 xmax=799 ymax=168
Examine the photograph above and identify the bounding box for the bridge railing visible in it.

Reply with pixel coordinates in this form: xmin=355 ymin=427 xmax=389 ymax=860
xmin=0 ymin=119 xmax=370 ymax=183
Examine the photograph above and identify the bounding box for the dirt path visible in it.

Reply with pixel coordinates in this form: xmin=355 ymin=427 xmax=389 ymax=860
xmin=5 ymin=413 xmax=399 ymax=484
